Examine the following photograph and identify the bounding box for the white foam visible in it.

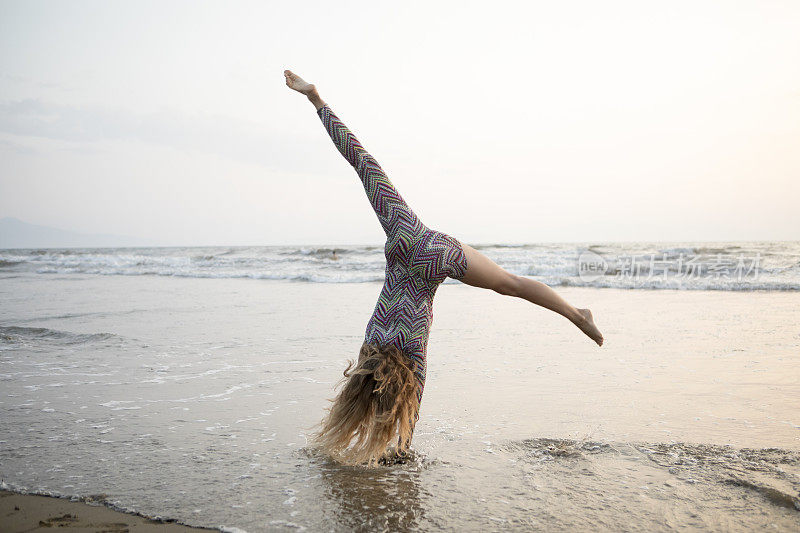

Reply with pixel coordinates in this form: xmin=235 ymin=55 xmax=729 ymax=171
xmin=4 ymin=242 xmax=798 ymax=290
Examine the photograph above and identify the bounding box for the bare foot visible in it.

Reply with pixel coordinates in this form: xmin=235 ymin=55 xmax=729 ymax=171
xmin=574 ymin=308 xmax=603 ymax=346
xmin=284 ymin=70 xmax=317 ymax=96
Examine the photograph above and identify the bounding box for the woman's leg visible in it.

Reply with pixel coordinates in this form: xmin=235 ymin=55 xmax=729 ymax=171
xmin=458 ymin=243 xmax=604 ymax=346
xmin=284 ymin=71 xmax=602 ymax=345
xmin=284 ymin=70 xmax=423 ymax=241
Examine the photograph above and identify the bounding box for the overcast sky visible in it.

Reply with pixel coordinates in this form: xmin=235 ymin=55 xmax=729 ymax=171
xmin=1 ymin=0 xmax=798 ymax=246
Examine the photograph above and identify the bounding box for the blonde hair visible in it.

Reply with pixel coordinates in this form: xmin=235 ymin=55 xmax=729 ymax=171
xmin=312 ymin=342 xmax=420 ymax=466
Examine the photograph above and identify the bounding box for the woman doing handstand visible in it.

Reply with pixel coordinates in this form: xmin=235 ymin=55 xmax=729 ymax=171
xmin=284 ymin=70 xmax=603 ymax=466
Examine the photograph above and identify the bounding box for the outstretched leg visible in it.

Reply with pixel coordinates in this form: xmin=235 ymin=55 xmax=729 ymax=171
xmin=458 ymin=243 xmax=604 ymax=346
xmin=284 ymin=69 xmax=424 ymax=241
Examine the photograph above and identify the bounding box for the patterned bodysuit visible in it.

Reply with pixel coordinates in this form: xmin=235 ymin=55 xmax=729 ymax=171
xmin=317 ymin=105 xmax=469 ymax=424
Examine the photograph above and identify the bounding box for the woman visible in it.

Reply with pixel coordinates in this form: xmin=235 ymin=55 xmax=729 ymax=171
xmin=284 ymin=70 xmax=603 ymax=466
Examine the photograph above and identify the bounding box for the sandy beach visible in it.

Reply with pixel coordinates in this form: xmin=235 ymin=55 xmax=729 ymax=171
xmin=0 ymin=490 xmax=212 ymax=532
xmin=1 ymin=266 xmax=798 ymax=531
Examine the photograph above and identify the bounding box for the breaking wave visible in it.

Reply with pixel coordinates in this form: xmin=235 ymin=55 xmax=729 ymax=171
xmin=1 ymin=242 xmax=798 ymax=290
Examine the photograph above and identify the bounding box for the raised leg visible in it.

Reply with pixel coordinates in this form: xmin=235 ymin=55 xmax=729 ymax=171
xmin=284 ymin=69 xmax=424 ymax=239
xmin=458 ymin=243 xmax=604 ymax=346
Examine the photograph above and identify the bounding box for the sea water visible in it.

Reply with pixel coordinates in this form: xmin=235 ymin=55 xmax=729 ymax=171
xmin=1 ymin=243 xmax=798 ymax=531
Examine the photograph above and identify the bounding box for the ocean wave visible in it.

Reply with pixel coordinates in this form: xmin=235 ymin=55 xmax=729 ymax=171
xmin=0 ymin=325 xmax=120 ymax=345
xmin=502 ymin=438 xmax=800 ymax=511
xmin=1 ymin=242 xmax=798 ymax=290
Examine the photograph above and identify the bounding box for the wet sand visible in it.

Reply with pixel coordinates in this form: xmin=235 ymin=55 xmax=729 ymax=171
xmin=0 ymin=490 xmax=213 ymax=532
xmin=1 ymin=273 xmax=798 ymax=531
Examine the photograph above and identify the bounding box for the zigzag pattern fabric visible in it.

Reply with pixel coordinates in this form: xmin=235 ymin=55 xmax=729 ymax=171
xmin=317 ymin=105 xmax=468 ymax=424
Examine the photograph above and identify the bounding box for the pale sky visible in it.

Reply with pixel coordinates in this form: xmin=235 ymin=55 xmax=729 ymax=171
xmin=1 ymin=0 xmax=798 ymax=246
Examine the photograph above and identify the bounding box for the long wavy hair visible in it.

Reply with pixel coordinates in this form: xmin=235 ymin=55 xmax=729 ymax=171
xmin=312 ymin=342 xmax=420 ymax=466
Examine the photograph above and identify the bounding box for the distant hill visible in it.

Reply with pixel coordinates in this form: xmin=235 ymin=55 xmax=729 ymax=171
xmin=0 ymin=217 xmax=151 ymax=249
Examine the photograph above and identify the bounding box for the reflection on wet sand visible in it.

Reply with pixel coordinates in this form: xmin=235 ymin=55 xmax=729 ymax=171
xmin=308 ymin=448 xmax=427 ymax=531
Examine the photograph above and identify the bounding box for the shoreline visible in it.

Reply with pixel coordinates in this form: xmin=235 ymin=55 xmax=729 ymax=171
xmin=0 ymin=489 xmax=220 ymax=533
